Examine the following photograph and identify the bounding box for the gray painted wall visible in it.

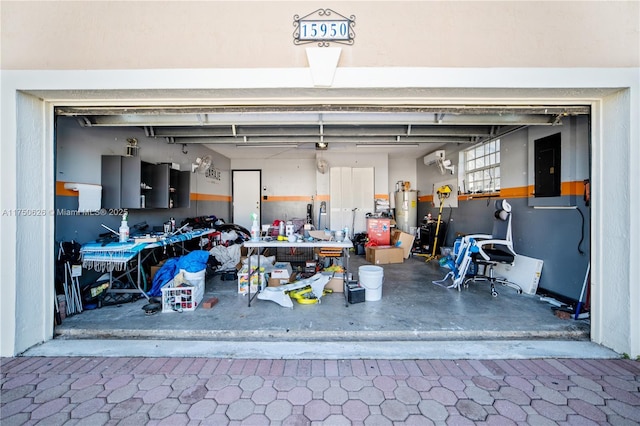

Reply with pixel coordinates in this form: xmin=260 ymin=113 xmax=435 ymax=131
xmin=55 ymin=117 xmax=231 ymax=244
xmin=417 ymin=117 xmax=591 ymax=302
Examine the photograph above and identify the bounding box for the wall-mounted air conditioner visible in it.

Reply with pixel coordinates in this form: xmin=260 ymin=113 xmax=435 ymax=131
xmin=424 ymin=150 xmax=445 ymax=166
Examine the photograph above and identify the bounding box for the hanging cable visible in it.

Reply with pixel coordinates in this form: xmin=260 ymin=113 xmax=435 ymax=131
xmin=576 ymin=207 xmax=585 ymax=255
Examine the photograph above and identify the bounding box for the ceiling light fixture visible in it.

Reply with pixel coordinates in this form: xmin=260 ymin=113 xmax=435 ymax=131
xmin=316 ymin=142 xmax=328 ymax=150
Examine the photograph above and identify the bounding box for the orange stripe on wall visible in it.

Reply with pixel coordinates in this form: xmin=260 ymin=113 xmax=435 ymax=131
xmin=191 ymin=193 xmax=231 ymax=202
xmin=499 ymin=186 xmax=530 ymax=198
xmin=57 ymin=183 xmax=232 ymax=203
xmin=562 ymin=180 xmax=586 ymax=196
xmin=264 ymin=194 xmax=389 ymax=202
xmin=263 ymin=195 xmax=314 ymax=202
xmin=501 ymin=182 xmax=584 ymax=198
xmin=58 ymin=182 xmax=585 ymax=203
xmin=56 ymin=181 xmax=79 ymax=197
xmin=417 ymin=181 xmax=586 ymax=203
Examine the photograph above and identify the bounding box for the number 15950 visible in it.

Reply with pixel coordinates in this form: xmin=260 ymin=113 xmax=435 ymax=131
xmin=300 ymin=20 xmax=349 ymax=40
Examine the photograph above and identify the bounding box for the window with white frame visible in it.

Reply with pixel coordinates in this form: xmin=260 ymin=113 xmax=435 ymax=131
xmin=464 ymin=139 xmax=501 ymax=194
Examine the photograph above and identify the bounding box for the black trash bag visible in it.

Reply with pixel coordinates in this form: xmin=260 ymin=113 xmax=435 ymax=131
xmin=353 ymin=232 xmax=368 ymax=255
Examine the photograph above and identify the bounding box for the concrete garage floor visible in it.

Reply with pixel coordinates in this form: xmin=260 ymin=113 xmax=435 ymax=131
xmin=53 ymin=254 xmax=590 ymax=349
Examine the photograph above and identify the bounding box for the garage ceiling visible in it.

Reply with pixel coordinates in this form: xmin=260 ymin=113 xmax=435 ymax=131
xmin=56 ymin=104 xmax=590 ymax=159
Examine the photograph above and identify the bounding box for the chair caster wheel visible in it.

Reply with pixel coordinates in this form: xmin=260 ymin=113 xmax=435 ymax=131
xmin=491 ymin=290 xmax=498 ymax=297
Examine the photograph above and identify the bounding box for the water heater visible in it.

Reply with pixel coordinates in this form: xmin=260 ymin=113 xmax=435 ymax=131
xmin=395 ymin=190 xmax=418 ymax=234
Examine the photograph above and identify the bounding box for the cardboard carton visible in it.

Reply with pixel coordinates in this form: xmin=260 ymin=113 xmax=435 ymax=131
xmin=237 ymin=266 xmax=266 ymax=294
xmin=268 ymin=277 xmax=288 ymax=287
xmin=325 ymin=276 xmax=344 ymax=293
xmin=268 ymin=271 xmax=298 ymax=288
xmin=271 ymin=262 xmax=293 ymax=280
xmin=391 ymin=230 xmax=415 ymax=259
xmin=150 ymin=259 xmax=167 ymax=282
xmin=366 ymin=246 xmax=404 ymax=265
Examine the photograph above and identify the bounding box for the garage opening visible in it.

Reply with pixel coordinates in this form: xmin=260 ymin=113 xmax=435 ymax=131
xmin=52 ymin=103 xmax=591 ymax=342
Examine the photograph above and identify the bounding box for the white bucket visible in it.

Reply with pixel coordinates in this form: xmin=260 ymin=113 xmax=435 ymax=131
xmin=359 ymin=265 xmax=384 ymax=301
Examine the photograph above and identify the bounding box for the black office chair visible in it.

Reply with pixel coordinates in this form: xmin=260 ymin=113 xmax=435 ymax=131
xmin=464 ymin=200 xmax=522 ymax=297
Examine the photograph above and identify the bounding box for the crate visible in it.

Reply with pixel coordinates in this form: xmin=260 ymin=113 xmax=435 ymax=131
xmin=276 ymin=247 xmax=314 ymax=263
xmin=161 ymin=269 xmax=205 ymax=312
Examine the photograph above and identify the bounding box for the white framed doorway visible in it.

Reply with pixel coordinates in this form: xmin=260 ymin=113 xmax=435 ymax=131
xmin=232 ymin=170 xmax=261 ymax=231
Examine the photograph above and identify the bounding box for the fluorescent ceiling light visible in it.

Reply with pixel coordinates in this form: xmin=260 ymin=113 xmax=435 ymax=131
xmin=236 ymin=144 xmax=298 ymax=148
xmin=356 ymin=144 xmax=419 ymax=148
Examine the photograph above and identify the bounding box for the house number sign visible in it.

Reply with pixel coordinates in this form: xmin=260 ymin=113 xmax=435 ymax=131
xmin=293 ymin=9 xmax=355 ymax=46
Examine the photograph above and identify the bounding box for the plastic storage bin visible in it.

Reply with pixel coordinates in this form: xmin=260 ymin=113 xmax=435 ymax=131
xmin=161 ymin=269 xmax=205 ymax=312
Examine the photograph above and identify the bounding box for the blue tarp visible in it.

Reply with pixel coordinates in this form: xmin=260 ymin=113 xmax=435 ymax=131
xmin=148 ymin=250 xmax=209 ymax=297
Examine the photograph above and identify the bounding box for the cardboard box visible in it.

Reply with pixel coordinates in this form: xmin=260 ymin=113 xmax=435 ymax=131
xmin=366 ymin=246 xmax=404 ymax=265
xmin=236 ymin=257 xmax=246 ymax=271
xmin=391 ymin=230 xmax=415 ymax=259
xmin=325 ymin=277 xmax=344 ymax=293
xmin=367 ymin=218 xmax=391 ymax=245
xmin=268 ymin=270 xmax=299 ymax=287
xmin=271 ymin=262 xmax=293 ymax=280
xmin=237 ymin=267 xmax=266 ymax=294
xmin=268 ymin=277 xmax=289 ymax=287
xmin=150 ymin=266 xmax=162 ymax=282
xmin=150 ymin=259 xmax=167 ymax=282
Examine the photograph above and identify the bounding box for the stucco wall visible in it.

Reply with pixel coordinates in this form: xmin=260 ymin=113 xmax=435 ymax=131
xmin=2 ymin=1 xmax=638 ymax=70
xmin=0 ymin=0 xmax=638 ymax=358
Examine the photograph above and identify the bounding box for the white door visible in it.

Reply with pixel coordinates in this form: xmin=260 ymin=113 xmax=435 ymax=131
xmin=329 ymin=167 xmax=351 ymax=231
xmin=232 ymin=170 xmax=261 ymax=231
xmin=329 ymin=167 xmax=374 ymax=234
xmin=351 ymin=167 xmax=375 ymax=233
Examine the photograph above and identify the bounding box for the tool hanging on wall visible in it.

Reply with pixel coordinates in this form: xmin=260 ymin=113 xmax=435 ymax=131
xmin=318 ymin=201 xmax=327 ymax=229
xmin=419 ymin=184 xmax=452 ymax=263
xmin=307 ymin=203 xmax=313 ymax=225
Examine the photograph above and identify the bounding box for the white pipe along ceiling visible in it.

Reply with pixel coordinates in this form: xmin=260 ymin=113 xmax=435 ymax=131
xmin=56 ymin=104 xmax=590 ymax=159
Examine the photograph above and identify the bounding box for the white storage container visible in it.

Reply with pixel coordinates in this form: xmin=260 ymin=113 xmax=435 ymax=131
xmin=161 ymin=269 xmax=205 ymax=312
xmin=271 ymin=262 xmax=293 ymax=280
